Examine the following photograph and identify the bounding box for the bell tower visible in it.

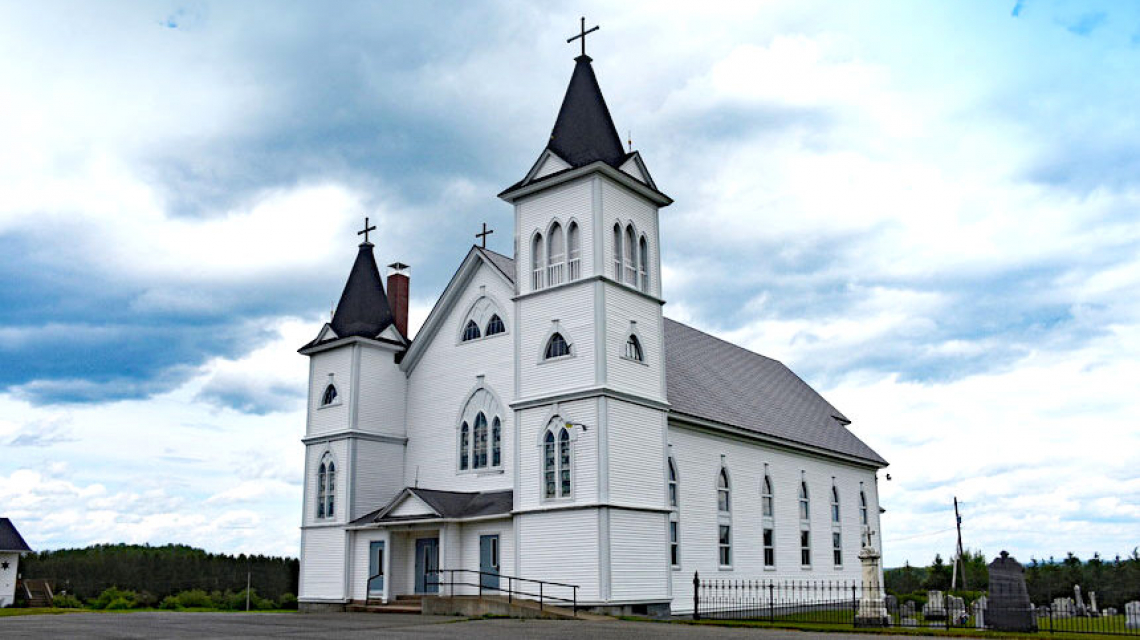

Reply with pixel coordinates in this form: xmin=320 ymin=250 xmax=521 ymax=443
xmin=500 ymin=24 xmax=675 ymax=613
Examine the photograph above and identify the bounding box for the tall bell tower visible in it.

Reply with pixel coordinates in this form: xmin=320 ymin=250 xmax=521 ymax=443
xmin=500 ymin=23 xmax=676 ymax=613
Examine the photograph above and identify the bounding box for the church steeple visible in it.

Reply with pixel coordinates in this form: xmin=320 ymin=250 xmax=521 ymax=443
xmin=546 ymin=55 xmax=626 ymax=169
xmin=329 ymin=240 xmax=395 ymax=340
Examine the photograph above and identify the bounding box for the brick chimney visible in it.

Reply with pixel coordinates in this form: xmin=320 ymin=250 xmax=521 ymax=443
xmin=386 ymin=262 xmax=410 ymax=338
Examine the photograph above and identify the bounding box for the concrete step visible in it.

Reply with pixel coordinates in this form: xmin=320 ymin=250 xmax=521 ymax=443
xmin=346 ymin=602 xmax=423 ymax=614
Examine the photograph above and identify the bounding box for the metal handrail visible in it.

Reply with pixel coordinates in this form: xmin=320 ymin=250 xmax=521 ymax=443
xmin=426 ymin=568 xmax=579 ymax=616
xmin=363 ymin=571 xmax=383 ymax=607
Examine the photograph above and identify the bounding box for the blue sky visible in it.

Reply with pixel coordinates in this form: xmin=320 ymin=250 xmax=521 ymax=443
xmin=1 ymin=1 xmax=1138 ymax=566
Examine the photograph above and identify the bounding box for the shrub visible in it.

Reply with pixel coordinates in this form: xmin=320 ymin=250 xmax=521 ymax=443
xmin=133 ymin=591 xmax=158 ymax=608
xmin=52 ymin=594 xmax=83 ymax=609
xmin=277 ymin=593 xmax=298 ymax=610
xmin=222 ymin=588 xmax=272 ymax=611
xmin=174 ymin=589 xmax=214 ymax=609
xmin=159 ymin=595 xmax=183 ymax=611
xmin=90 ymin=587 xmax=138 ymax=610
xmin=105 ymin=597 xmax=134 ymax=610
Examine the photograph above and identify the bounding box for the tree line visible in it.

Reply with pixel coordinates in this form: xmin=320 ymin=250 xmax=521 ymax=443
xmin=885 ymin=549 xmax=1140 ymax=608
xmin=21 ymin=543 xmax=298 ymax=602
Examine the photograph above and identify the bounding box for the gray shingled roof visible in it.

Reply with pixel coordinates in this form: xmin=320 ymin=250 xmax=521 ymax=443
xmin=353 ymin=488 xmax=514 ymax=525
xmin=664 ymin=318 xmax=886 ymax=466
xmin=439 ymin=251 xmax=885 ymax=466
xmin=0 ymin=518 xmax=32 ymax=552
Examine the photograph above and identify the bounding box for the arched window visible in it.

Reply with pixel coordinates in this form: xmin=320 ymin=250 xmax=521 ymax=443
xmin=321 ymin=384 xmax=338 ymax=406
xmin=317 ymin=456 xmax=336 ymax=519
xmin=624 ymin=225 xmax=637 ymax=285
xmin=762 ymin=473 xmax=774 ymax=567
xmin=668 ymin=458 xmax=679 ymax=509
xmin=545 ymin=332 xmax=570 ymax=359
xmin=532 ymin=232 xmax=544 ymax=289
xmin=831 ymin=486 xmax=841 ymax=523
xmin=473 ymin=412 xmax=488 ymax=469
xmin=717 ymin=467 xmax=731 ymax=513
xmin=548 ymin=222 xmax=565 ymax=285
xmin=459 ymin=422 xmax=470 ymax=470
xmin=638 ymin=236 xmax=649 ymax=292
xmin=458 ymin=388 xmax=503 ymax=472
xmin=543 ymin=430 xmax=557 ymax=498
xmin=492 ymin=417 xmax=502 ymax=467
xmin=559 ymin=428 xmax=572 ymax=496
xmin=625 ymin=334 xmax=644 ymax=361
xmin=799 ymin=481 xmax=810 ymax=520
xmin=567 ymin=222 xmax=581 ymax=280
xmin=485 ymin=314 xmax=505 ymax=336
xmin=762 ymin=475 xmax=774 ymax=517
xmin=612 ymin=223 xmax=623 ymax=279
xmin=462 ymin=320 xmax=481 ymax=342
xmin=859 ymin=490 xmax=869 ymax=526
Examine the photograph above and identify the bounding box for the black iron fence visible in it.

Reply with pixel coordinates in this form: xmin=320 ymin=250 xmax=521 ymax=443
xmin=692 ymin=573 xmax=1140 ymax=636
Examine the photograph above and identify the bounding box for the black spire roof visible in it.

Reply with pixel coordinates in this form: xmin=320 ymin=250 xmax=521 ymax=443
xmin=0 ymin=518 xmax=31 ymax=552
xmin=546 ymin=55 xmax=626 ymax=168
xmin=329 ymin=242 xmax=395 ymax=340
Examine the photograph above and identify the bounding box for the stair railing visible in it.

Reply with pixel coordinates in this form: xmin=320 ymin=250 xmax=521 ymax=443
xmin=426 ymin=568 xmax=579 ymax=616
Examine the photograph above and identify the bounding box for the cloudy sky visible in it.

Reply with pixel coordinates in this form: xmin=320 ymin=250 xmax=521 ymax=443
xmin=1 ymin=0 xmax=1138 ymax=567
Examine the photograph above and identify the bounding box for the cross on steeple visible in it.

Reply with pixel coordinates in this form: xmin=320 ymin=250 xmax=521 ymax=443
xmin=567 ymin=16 xmax=599 ymax=57
xmin=476 ymin=222 xmax=494 ymax=248
xmin=357 ymin=216 xmax=377 ymax=244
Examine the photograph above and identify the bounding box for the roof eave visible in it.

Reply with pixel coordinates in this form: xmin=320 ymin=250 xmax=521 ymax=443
xmin=499 ymin=161 xmax=673 ymax=207
xmin=298 ymin=334 xmax=407 ymax=356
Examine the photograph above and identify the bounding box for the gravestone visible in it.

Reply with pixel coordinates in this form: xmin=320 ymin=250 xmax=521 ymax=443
xmin=900 ymin=601 xmax=917 ymax=627
xmin=885 ymin=594 xmax=898 ymax=613
xmin=1088 ymin=591 xmax=1099 ymax=616
xmin=986 ymin=550 xmax=1036 ymax=631
xmin=1053 ymin=597 xmax=1074 ymax=618
xmin=1126 ymin=601 xmax=1140 ymax=629
xmin=923 ymin=591 xmax=947 ymax=620
xmin=948 ymin=596 xmax=967 ymax=623
xmin=972 ymin=596 xmax=988 ymax=629
xmin=1103 ymin=606 xmax=1117 ymax=617
xmin=854 ymin=542 xmax=890 ymax=627
xmin=1073 ymin=585 xmax=1087 ymax=616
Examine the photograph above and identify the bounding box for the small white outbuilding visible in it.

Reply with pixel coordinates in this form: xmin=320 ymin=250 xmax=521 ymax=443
xmin=0 ymin=518 xmax=33 ymax=608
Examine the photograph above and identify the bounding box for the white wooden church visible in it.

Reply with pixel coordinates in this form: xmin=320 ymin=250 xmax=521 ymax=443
xmin=296 ymin=41 xmax=888 ymax=616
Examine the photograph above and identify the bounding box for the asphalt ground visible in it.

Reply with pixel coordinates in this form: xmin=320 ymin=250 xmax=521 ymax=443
xmin=0 ymin=611 xmax=953 ymax=639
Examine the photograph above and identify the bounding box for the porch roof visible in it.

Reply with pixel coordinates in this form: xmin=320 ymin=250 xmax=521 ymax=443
xmin=352 ymin=487 xmax=514 ymax=526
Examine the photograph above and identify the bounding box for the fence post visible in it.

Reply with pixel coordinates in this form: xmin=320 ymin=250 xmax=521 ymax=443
xmin=693 ymin=571 xmax=700 ymax=620
xmin=573 ymin=586 xmax=577 ymax=617
xmin=768 ymin=582 xmax=775 ymax=623
xmin=508 ymin=576 xmax=512 ymax=604
xmin=539 ymin=581 xmax=544 ymax=612
xmin=852 ymin=583 xmax=858 ymax=626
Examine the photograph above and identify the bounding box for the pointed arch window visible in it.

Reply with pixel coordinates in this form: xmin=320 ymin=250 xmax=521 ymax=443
xmin=559 ymin=428 xmax=572 ymax=496
xmin=321 ymin=384 xmax=338 ymax=406
xmin=473 ymin=412 xmax=489 ymax=469
xmin=316 ymin=456 xmax=336 ymax=519
xmin=567 ymin=221 xmax=581 ymax=280
xmin=668 ymin=457 xmax=680 ymax=567
xmin=668 ymin=458 xmax=679 ymax=509
xmin=548 ymin=222 xmax=565 ymax=286
xmin=831 ymin=485 xmax=841 ymax=524
xmin=717 ymin=467 xmax=731 ymax=513
xmin=762 ymin=471 xmax=774 ymax=568
xmin=485 ymin=314 xmax=505 ymax=336
xmin=532 ymin=232 xmax=544 ymax=290
xmin=799 ymin=481 xmax=811 ymax=520
xmin=492 ymin=417 xmax=502 ymax=467
xmin=542 ymin=423 xmax=573 ymax=499
xmin=762 ymin=475 xmax=774 ymax=517
xmin=543 ymin=430 xmax=557 ymax=498
xmin=462 ymin=320 xmax=481 ymax=342
xmin=859 ymin=489 xmax=869 ymax=526
xmin=459 ymin=422 xmax=470 ymax=470
xmin=624 ymin=225 xmax=637 ymax=285
xmin=544 ymin=332 xmax=570 ymax=359
xmin=638 ymin=236 xmax=649 ymax=292
xmin=613 ymin=223 xmax=623 ymax=280
xmin=625 ymin=334 xmax=644 ymax=361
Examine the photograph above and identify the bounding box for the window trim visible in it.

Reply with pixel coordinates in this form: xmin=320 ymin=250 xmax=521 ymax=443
xmin=800 ymin=527 xmax=813 ymax=568
xmin=763 ymin=527 xmax=776 ymax=569
xmin=457 ymin=386 xmax=505 ymax=474
xmin=457 ymin=295 xmax=509 ymax=344
xmin=316 ymin=452 xmax=337 ymax=521
xmin=461 ymin=319 xmax=482 ymax=342
xmin=718 ymin=524 xmax=732 ymax=569
xmin=539 ymin=418 xmax=576 ymax=502
xmin=538 ymin=323 xmax=576 ymax=363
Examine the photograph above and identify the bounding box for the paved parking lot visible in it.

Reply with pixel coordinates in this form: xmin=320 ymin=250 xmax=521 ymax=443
xmin=0 ymin=611 xmax=948 ymax=639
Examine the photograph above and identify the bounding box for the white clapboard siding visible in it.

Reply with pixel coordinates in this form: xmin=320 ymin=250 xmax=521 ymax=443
xmin=347 ymin=529 xmax=388 ymax=601
xmin=299 ymin=527 xmax=346 ymax=601
xmin=517 ymin=178 xmax=593 ymax=293
xmin=451 ymin=519 xmax=514 ymax=596
xmin=303 ymin=439 xmax=349 ymax=527
xmin=609 ymin=509 xmax=670 ymax=601
xmin=517 ymin=509 xmax=600 ymax=602
xmin=534 ymin=152 xmax=571 ymax=179
xmin=351 ymin=439 xmax=405 ymax=520
xmin=518 ymin=284 xmax=596 ymax=399
xmin=403 ymin=262 xmax=514 ymax=493
xmin=604 ymin=287 xmax=664 ymax=401
xmin=606 ymin=400 xmax=667 ymax=507
xmin=388 ymin=494 xmax=438 ymax=518
xmin=618 ymin=156 xmax=647 ymax=184
xmin=667 ymin=424 xmax=879 ymax=614
xmin=307 ymin=348 xmax=352 ymax=436
xmin=356 ymin=346 xmax=407 ymax=435
xmin=516 ymin=399 xmax=598 ymax=511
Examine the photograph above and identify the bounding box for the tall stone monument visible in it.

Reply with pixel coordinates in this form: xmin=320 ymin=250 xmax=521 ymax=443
xmin=854 ymin=530 xmax=891 ymax=627
xmin=987 ymin=551 xmax=1036 ymax=632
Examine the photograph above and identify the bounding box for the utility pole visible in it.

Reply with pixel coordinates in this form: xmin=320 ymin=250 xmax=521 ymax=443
xmin=951 ymin=496 xmax=968 ymax=590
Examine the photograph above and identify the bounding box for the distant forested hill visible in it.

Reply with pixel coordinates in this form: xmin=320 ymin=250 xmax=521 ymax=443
xmin=21 ymin=543 xmax=298 ymax=601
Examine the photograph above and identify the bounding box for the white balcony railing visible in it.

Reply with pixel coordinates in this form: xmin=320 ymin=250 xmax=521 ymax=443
xmin=568 ymin=257 xmax=581 ymax=281
xmin=532 ymin=268 xmax=543 ymax=291
xmin=547 ymin=262 xmax=564 ymax=287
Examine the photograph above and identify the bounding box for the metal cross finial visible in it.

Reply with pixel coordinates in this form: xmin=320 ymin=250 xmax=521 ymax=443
xmin=864 ymin=527 xmax=877 ymax=548
xmin=476 ymin=222 xmax=494 ymax=249
xmin=358 ymin=216 xmax=377 ymax=243
xmin=567 ymin=16 xmax=599 ymax=57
